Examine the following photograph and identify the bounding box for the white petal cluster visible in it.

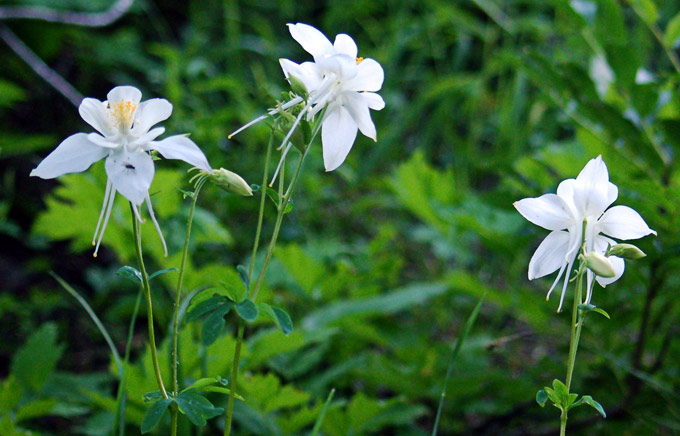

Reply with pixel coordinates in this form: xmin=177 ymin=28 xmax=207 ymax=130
xmin=31 ymin=86 xmax=212 ymax=256
xmin=514 ymin=156 xmax=656 ymax=311
xmin=280 ymin=23 xmax=385 ymax=171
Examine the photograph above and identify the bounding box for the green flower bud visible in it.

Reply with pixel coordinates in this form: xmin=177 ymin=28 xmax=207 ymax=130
xmin=607 ymin=243 xmax=646 ymax=260
xmin=287 ymin=75 xmax=309 ymax=99
xmin=208 ymin=168 xmax=253 ymax=196
xmin=583 ymin=252 xmax=616 ymax=278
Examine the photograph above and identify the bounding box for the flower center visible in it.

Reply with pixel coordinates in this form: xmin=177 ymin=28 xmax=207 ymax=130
xmin=109 ymin=99 xmax=137 ymax=133
xmin=356 ymin=57 xmax=364 ymax=64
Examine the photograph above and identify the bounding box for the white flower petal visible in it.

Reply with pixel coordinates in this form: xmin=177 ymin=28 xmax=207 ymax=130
xmin=279 ymin=59 xmax=323 ymax=93
xmin=106 ymin=86 xmax=142 ymax=105
xmin=362 ymin=92 xmax=385 ymax=110
xmin=317 ymin=54 xmax=358 ymax=80
xmin=322 ymin=104 xmax=358 ymax=171
xmin=87 ymin=133 xmax=119 ymax=149
xmin=30 ymin=133 xmax=108 ymax=179
xmin=149 ymin=135 xmax=211 ymax=172
xmin=132 ymin=127 xmax=166 ymax=148
xmin=572 ymin=155 xmax=615 ymax=216
xmin=79 ymin=98 xmax=114 ymax=137
xmin=597 ymin=205 xmax=656 ymax=240
xmin=132 ymin=98 xmax=172 ymax=135
xmin=346 ymin=58 xmax=384 ymax=92
xmin=592 ymin=235 xmax=625 ymax=288
xmin=333 ymin=34 xmax=358 ymax=58
xmin=287 ymin=23 xmax=333 ymax=60
xmin=105 ymin=150 xmax=154 ymax=206
xmin=528 ymin=230 xmax=571 ymax=280
xmin=513 ymin=193 xmax=575 ymax=231
xmin=596 ymin=255 xmax=625 ymax=287
xmin=343 ymin=92 xmax=377 ymax=140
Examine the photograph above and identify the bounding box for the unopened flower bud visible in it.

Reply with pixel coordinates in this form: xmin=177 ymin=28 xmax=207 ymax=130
xmin=209 ymin=168 xmax=253 ymax=196
xmin=607 ymin=243 xmax=646 ymax=260
xmin=583 ymin=252 xmax=616 ymax=278
xmin=287 ymin=75 xmax=309 ymax=99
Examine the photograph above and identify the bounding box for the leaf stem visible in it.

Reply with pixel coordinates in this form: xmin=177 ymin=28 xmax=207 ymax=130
xmin=131 ymin=203 xmax=168 ymax=400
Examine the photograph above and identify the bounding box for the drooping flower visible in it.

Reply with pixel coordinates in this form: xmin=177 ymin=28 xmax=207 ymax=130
xmin=514 ymin=156 xmax=655 ymax=311
xmin=31 ymin=86 xmax=212 ymax=256
xmin=279 ymin=22 xmax=385 ymax=172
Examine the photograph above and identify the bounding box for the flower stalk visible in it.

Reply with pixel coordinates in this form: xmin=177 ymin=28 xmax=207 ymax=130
xmin=169 ymin=174 xmax=209 ymax=436
xmin=131 ymin=203 xmax=168 ymax=400
xmin=223 ymin=119 xmax=320 ymax=436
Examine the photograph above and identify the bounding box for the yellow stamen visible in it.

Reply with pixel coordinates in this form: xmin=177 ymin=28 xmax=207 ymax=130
xmin=356 ymin=57 xmax=364 ymax=64
xmin=110 ymin=99 xmax=137 ymax=128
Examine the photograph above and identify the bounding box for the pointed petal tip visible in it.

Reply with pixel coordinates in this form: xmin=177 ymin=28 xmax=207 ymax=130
xmin=30 ymin=169 xmax=37 ymax=177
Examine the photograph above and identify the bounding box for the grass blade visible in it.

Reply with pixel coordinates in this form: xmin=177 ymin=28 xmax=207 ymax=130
xmin=432 ymin=293 xmax=486 ymax=436
xmin=50 ymin=272 xmax=122 ymax=375
xmin=311 ymin=388 xmax=335 ymax=436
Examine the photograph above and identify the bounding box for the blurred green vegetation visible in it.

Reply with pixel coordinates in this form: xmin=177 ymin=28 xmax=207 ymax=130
xmin=1 ymin=0 xmax=679 ymax=435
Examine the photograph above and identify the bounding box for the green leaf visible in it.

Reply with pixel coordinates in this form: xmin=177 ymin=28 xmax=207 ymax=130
xmin=536 ymin=389 xmax=548 ymax=407
xmin=0 ymin=79 xmax=26 ymax=108
xmin=580 ymin=395 xmax=607 ymax=418
xmin=265 ymin=187 xmax=282 ymax=207
xmin=141 ymin=398 xmax=172 ymax=434
xmin=664 ymin=13 xmax=680 ymax=48
xmin=175 ymin=392 xmax=223 ymax=427
xmin=15 ymin=399 xmax=57 ymax=422
xmin=259 ymin=303 xmax=294 ymax=335
xmin=201 ymin=305 xmax=232 ymax=346
xmin=630 ymin=0 xmax=658 ymax=25
xmin=235 ymin=299 xmax=259 ymax=322
xmin=237 ymin=264 xmax=250 ymax=291
xmin=11 ymin=323 xmax=64 ymax=392
xmin=199 ymin=386 xmax=245 ymax=400
xmin=578 ymin=303 xmax=611 ymax=319
xmin=148 ymin=267 xmax=178 ymax=281
xmin=186 ymin=296 xmax=231 ymax=323
xmin=180 ymin=376 xmax=227 ymax=394
xmin=303 ymin=282 xmax=448 ymax=329
xmin=116 ymin=266 xmax=142 ymax=284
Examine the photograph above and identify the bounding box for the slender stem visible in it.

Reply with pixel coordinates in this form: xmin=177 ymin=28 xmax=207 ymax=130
xmin=248 ymin=131 xmax=274 ymax=279
xmin=170 ymin=177 xmax=207 ymax=436
xmin=224 ymin=321 xmax=245 ymax=436
xmin=131 ymin=203 xmax=168 ymax=400
xmin=224 ymin=120 xmax=320 ymax=436
xmin=565 ymin=265 xmax=585 ymax=391
xmin=561 ymin=260 xmax=586 ymax=436
xmin=251 ymin=141 xmax=311 ymax=302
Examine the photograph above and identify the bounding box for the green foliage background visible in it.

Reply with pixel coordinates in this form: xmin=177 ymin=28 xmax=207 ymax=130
xmin=1 ymin=0 xmax=679 ymax=434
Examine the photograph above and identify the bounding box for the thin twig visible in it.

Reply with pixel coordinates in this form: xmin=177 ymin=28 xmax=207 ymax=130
xmin=0 ymin=0 xmax=134 ymax=27
xmin=0 ymin=24 xmax=83 ymax=106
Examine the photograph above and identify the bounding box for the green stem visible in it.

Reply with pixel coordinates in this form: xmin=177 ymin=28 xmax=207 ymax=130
xmin=250 ymin=139 xmax=311 ymax=302
xmin=131 ymin=203 xmax=168 ymax=400
xmin=224 ymin=321 xmax=245 ymax=436
xmin=561 ymin=262 xmax=586 ymax=436
xmin=224 ymin=119 xmax=320 ymax=436
xmin=170 ymin=177 xmax=207 ymax=436
xmin=248 ymin=131 xmax=274 ymax=280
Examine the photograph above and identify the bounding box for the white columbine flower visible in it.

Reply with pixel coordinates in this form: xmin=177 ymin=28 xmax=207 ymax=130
xmin=514 ymin=156 xmax=656 ymax=311
xmin=31 ymin=86 xmax=212 ymax=256
xmin=279 ymin=22 xmax=385 ymax=172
